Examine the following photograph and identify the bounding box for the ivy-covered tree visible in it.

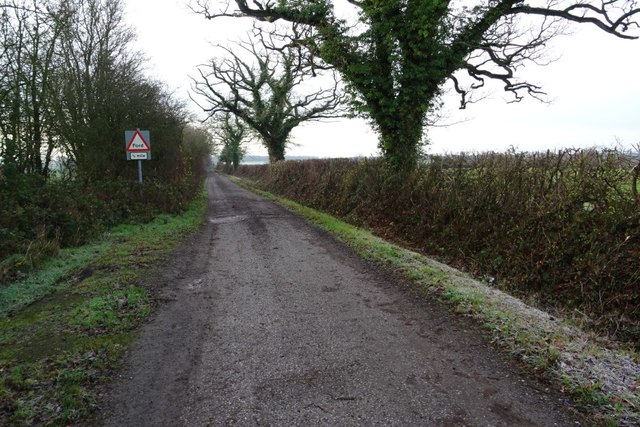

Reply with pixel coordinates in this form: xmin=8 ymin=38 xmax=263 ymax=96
xmin=191 ymin=36 xmax=344 ymax=162
xmin=196 ymin=0 xmax=640 ymax=172
xmin=214 ymin=112 xmax=247 ymax=170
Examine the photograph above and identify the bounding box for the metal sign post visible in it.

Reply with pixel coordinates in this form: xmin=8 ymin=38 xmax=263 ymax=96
xmin=124 ymin=129 xmax=151 ymax=183
xmin=138 ymin=159 xmax=143 ymax=183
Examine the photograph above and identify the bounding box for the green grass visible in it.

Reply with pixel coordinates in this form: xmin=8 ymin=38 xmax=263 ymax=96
xmin=0 ymin=243 xmax=108 ymax=317
xmin=0 ymin=190 xmax=206 ymax=426
xmin=67 ymin=287 xmax=151 ymax=332
xmin=230 ymin=176 xmax=640 ymax=426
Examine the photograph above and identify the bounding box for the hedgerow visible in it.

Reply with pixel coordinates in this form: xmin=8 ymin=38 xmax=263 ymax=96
xmin=233 ymin=149 xmax=640 ymax=346
xmin=0 ymin=165 xmax=205 ymax=285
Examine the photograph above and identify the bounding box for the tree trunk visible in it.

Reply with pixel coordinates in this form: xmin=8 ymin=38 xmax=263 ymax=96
xmin=31 ymin=77 xmax=43 ymax=175
xmin=43 ymin=142 xmax=55 ymax=177
xmin=266 ymin=138 xmax=286 ymax=163
xmin=377 ymin=111 xmax=424 ymax=175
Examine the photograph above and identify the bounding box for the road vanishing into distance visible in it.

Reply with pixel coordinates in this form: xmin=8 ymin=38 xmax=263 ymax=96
xmin=99 ymin=173 xmax=577 ymax=426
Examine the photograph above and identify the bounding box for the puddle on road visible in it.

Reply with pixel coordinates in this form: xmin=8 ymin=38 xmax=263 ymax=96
xmin=208 ymin=214 xmax=289 ymax=225
xmin=186 ymin=278 xmax=205 ymax=290
xmin=208 ymin=215 xmax=249 ymax=224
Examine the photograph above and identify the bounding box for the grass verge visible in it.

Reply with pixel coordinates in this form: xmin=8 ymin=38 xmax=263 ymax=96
xmin=231 ymin=176 xmax=640 ymax=426
xmin=0 ymin=191 xmax=206 ymax=425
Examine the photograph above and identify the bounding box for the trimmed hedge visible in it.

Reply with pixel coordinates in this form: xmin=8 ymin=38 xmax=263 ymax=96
xmin=234 ymin=149 xmax=640 ymax=346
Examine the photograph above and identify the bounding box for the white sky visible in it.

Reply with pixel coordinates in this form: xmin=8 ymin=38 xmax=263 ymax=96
xmin=124 ymin=0 xmax=640 ymax=157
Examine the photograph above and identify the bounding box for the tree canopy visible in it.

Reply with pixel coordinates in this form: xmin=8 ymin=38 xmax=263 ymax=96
xmin=191 ymin=35 xmax=345 ymax=162
xmin=196 ymin=0 xmax=640 ymax=171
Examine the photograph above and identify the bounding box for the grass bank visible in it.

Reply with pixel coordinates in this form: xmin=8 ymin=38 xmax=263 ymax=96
xmin=231 ymin=176 xmax=640 ymax=426
xmin=0 ymin=191 xmax=206 ymax=425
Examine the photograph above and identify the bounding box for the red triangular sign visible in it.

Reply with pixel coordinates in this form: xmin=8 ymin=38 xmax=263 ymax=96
xmin=126 ymin=130 xmax=151 ymax=151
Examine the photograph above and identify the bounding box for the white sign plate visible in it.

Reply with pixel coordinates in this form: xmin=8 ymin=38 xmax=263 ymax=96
xmin=129 ymin=152 xmax=149 ymax=160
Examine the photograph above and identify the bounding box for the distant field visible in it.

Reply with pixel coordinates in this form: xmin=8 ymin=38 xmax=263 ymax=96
xmin=213 ymin=155 xmax=318 ymax=165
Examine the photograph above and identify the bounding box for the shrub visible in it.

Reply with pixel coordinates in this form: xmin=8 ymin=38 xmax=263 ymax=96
xmin=0 ymin=166 xmax=204 ymax=284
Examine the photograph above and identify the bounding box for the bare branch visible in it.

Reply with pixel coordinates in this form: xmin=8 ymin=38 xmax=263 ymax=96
xmin=190 ymin=32 xmax=346 ymax=161
xmin=508 ymin=1 xmax=640 ymax=39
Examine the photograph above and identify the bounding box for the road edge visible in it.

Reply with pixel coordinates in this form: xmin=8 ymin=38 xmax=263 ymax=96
xmin=229 ymin=175 xmax=640 ymax=426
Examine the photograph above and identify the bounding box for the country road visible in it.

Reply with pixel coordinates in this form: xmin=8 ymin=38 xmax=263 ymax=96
xmin=99 ymin=173 xmax=576 ymax=426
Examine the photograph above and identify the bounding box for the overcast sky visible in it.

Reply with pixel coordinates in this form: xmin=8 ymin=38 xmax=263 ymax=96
xmin=124 ymin=0 xmax=640 ymax=157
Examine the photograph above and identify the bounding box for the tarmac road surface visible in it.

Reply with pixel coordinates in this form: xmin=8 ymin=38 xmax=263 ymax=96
xmin=99 ymin=172 xmax=576 ymax=426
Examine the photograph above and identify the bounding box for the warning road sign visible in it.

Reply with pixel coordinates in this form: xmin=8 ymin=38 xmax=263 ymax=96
xmin=125 ymin=129 xmax=151 ymax=152
xmin=124 ymin=129 xmax=151 ymax=183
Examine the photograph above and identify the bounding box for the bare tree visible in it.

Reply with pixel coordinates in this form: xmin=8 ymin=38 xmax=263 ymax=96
xmin=0 ymin=0 xmax=64 ymax=175
xmin=191 ymin=34 xmax=345 ymax=162
xmin=1 ymin=0 xmax=192 ymax=182
xmin=194 ymin=0 xmax=640 ymax=172
xmin=49 ymin=0 xmax=139 ymax=177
